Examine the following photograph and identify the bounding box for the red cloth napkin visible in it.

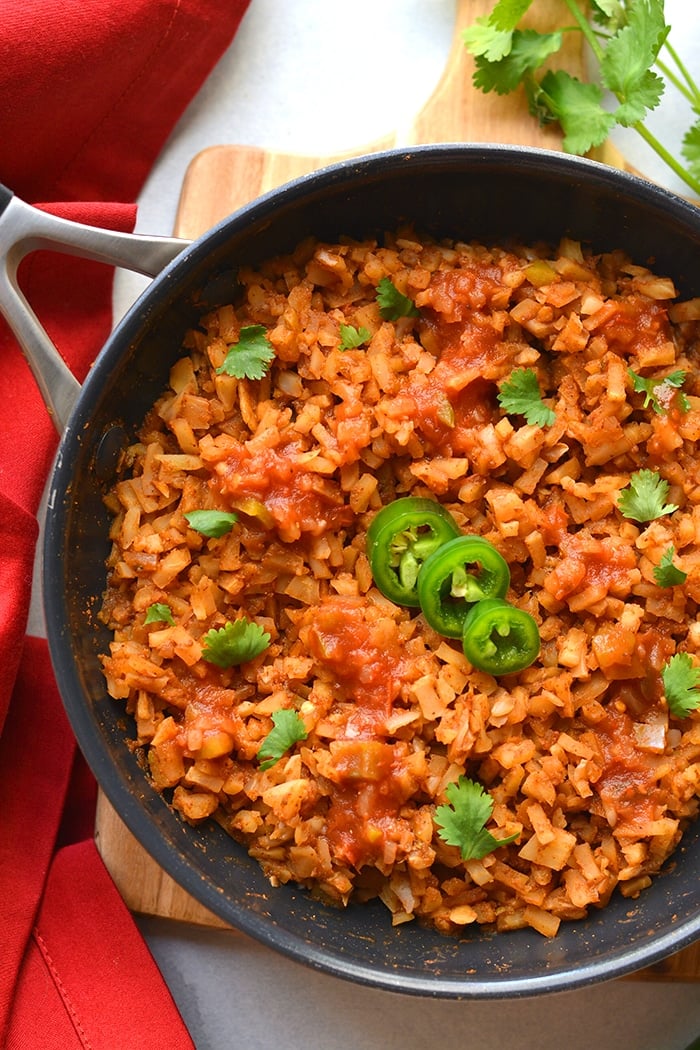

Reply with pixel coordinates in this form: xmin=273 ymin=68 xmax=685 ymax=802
xmin=0 ymin=1 xmax=250 ymax=1045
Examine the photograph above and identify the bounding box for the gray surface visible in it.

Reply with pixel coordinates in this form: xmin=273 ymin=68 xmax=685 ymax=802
xmin=114 ymin=3 xmax=700 ymax=1046
xmin=139 ymin=916 xmax=700 ymax=1050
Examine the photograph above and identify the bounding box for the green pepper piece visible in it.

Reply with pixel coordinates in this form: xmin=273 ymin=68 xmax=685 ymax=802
xmin=417 ymin=535 xmax=511 ymax=638
xmin=462 ymin=598 xmax=540 ymax=675
xmin=366 ymin=497 xmax=461 ymax=607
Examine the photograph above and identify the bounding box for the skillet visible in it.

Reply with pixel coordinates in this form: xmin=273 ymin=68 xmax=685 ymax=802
xmin=2 ymin=143 xmax=700 ymax=997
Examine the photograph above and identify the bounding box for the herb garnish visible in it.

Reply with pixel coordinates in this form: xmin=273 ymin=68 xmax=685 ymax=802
xmin=653 ymin=545 xmax=687 ymax=587
xmin=628 ymin=367 xmax=689 ymax=414
xmin=201 ymin=618 xmax=271 ymax=668
xmin=257 ymin=708 xmax=309 ymax=771
xmin=617 ymin=468 xmax=678 ymax=522
xmin=463 ymin=0 xmax=700 ymax=198
xmin=184 ymin=509 xmax=238 ymax=538
xmin=376 ymin=277 xmax=420 ymax=320
xmin=144 ymin=603 xmax=175 ymax=626
xmin=497 ymin=367 xmax=556 ymax=426
xmin=434 ymin=776 xmax=519 ymax=860
xmin=661 ymin=652 xmax=700 ymax=718
xmin=216 ymin=324 xmax=275 ymax=380
xmin=339 ymin=323 xmax=371 ymax=351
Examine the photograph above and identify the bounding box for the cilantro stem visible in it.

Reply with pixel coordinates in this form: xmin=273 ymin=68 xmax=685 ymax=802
xmin=660 ymin=38 xmax=700 ymax=110
xmin=633 ymin=120 xmax=700 ymax=197
xmin=655 ymin=56 xmax=694 ymax=105
xmin=561 ymin=0 xmax=605 ymax=64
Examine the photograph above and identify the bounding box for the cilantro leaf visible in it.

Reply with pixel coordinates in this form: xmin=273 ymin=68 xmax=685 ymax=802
xmin=590 ymin=0 xmax=627 ymax=31
xmin=462 ymin=18 xmax=513 ymax=63
xmin=661 ymin=652 xmax=700 ymax=718
xmin=434 ymin=777 xmax=518 ymax=860
xmin=497 ymin=367 xmax=555 ymax=426
xmin=216 ymin=324 xmax=275 ymax=381
xmin=682 ymin=119 xmax=700 ymax=179
xmin=628 ymin=368 xmax=688 ymax=415
xmin=376 ymin=278 xmax=419 ymax=320
xmin=653 ymin=545 xmax=687 ymax=588
xmin=144 ymin=602 xmax=175 ymax=626
xmin=486 ymin=0 xmax=535 ymax=32
xmin=339 ymin=323 xmax=371 ymax=351
xmin=617 ymin=468 xmax=678 ymax=522
xmin=201 ymin=618 xmax=271 ymax=668
xmin=463 ymin=0 xmax=536 ymax=62
xmin=473 ymin=29 xmax=562 ymax=95
xmin=184 ymin=509 xmax=238 ymax=538
xmin=257 ymin=708 xmax=308 ymax=771
xmin=601 ymin=0 xmax=668 ymax=126
xmin=539 ymin=70 xmax=616 ymax=154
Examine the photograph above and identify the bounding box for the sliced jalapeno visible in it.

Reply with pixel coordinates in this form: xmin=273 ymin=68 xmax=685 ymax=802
xmin=462 ymin=597 xmax=540 ymax=675
xmin=366 ymin=497 xmax=461 ymax=607
xmin=417 ymin=535 xmax=511 ymax=638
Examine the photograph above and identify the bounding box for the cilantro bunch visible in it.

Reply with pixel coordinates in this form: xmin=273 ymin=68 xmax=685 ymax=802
xmin=463 ymin=0 xmax=700 ymax=198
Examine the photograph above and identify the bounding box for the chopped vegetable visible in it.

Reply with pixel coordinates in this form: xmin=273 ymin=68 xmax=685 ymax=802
xmin=216 ymin=324 xmax=275 ymax=380
xmin=184 ymin=509 xmax=238 ymax=537
xmin=661 ymin=652 xmax=700 ymax=718
xmin=339 ymin=323 xmax=371 ymax=351
xmin=376 ymin=277 xmax=419 ymax=320
xmin=462 ymin=0 xmax=700 ymax=199
xmin=617 ymin=468 xmax=678 ymax=522
xmin=417 ymin=534 xmax=511 ymax=639
xmin=497 ymin=367 xmax=555 ymax=427
xmin=628 ymin=367 xmax=689 ymax=414
xmin=653 ymin=545 xmax=687 ymax=587
xmin=366 ymin=497 xmax=462 ymax=607
xmin=144 ymin=602 xmax=175 ymax=625
xmin=201 ymin=617 xmax=271 ymax=668
xmin=434 ymin=776 xmax=518 ymax=860
xmin=258 ymin=708 xmax=308 ymax=771
xmin=462 ymin=597 xmax=541 ymax=675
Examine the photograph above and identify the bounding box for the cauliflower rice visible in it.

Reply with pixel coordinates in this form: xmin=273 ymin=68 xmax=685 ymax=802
xmin=99 ymin=228 xmax=700 ymax=939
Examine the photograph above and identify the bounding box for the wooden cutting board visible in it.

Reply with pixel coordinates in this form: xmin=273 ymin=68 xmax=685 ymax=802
xmin=94 ymin=0 xmax=700 ymax=979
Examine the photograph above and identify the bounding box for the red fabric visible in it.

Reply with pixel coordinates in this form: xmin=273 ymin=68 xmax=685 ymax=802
xmin=0 ymin=0 xmax=250 ymax=1045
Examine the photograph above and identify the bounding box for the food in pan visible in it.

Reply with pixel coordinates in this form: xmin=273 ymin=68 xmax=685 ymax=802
xmin=99 ymin=228 xmax=700 ymax=939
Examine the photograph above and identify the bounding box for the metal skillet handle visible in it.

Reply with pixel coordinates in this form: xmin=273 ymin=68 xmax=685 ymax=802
xmin=0 ymin=183 xmax=190 ymax=433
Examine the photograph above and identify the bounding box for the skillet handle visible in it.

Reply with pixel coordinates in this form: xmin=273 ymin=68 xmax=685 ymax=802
xmin=0 ymin=184 xmax=190 ymax=433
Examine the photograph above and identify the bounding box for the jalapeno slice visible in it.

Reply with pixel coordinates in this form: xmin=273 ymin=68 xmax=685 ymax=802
xmin=417 ymin=535 xmax=511 ymax=638
xmin=462 ymin=597 xmax=540 ymax=675
xmin=366 ymin=497 xmax=461 ymax=607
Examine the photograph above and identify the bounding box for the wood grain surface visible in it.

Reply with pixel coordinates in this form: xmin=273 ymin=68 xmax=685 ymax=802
xmin=94 ymin=0 xmax=699 ymax=980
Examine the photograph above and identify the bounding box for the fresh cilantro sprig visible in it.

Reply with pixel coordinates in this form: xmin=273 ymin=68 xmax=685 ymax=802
xmin=653 ymin=545 xmax=687 ymax=587
xmin=216 ymin=324 xmax=275 ymax=380
xmin=434 ymin=776 xmax=518 ymax=860
xmin=376 ymin=277 xmax=419 ymax=320
xmin=339 ymin=323 xmax=371 ymax=351
xmin=617 ymin=468 xmax=678 ymax=522
xmin=257 ymin=708 xmax=308 ymax=771
xmin=661 ymin=652 xmax=700 ymax=718
xmin=497 ymin=367 xmax=556 ymax=426
xmin=201 ymin=617 xmax=271 ymax=668
xmin=144 ymin=602 xmax=175 ymax=626
xmin=462 ymin=0 xmax=700 ymax=198
xmin=628 ymin=368 xmax=689 ymax=414
xmin=184 ymin=509 xmax=238 ymax=538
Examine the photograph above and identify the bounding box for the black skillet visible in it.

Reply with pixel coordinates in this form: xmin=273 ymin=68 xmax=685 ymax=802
xmin=3 ymin=144 xmax=700 ymax=998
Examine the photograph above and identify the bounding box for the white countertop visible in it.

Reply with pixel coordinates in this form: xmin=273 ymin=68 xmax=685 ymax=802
xmin=111 ymin=2 xmax=700 ymax=1046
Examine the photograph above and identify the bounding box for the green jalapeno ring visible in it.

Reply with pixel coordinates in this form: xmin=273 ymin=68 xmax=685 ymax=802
xmin=365 ymin=497 xmax=462 ymax=607
xmin=462 ymin=597 xmax=540 ymax=676
xmin=416 ymin=535 xmax=511 ymax=638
